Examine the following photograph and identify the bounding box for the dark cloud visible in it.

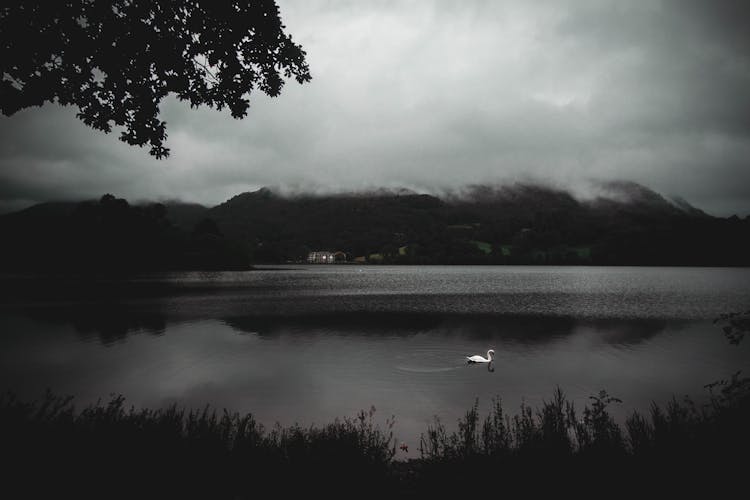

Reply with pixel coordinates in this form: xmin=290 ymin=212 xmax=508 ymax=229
xmin=1 ymin=0 xmax=748 ymax=215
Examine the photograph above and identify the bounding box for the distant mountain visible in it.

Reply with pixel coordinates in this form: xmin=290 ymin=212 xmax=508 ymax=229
xmin=161 ymin=201 xmax=210 ymax=230
xmin=1 ymin=182 xmax=748 ymax=269
xmin=667 ymin=196 xmax=709 ymax=217
xmin=198 ymin=182 xmax=750 ymax=266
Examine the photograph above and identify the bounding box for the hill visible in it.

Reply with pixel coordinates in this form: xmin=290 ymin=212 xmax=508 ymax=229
xmin=1 ymin=182 xmax=748 ymax=269
xmin=203 ymin=182 xmax=750 ymax=265
xmin=0 ymin=195 xmax=248 ymax=271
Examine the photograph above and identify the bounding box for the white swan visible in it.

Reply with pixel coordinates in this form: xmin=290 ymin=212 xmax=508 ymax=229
xmin=466 ymin=349 xmax=495 ymax=363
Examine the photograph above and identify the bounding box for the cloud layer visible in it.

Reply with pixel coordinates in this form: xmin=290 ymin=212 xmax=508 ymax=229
xmin=1 ymin=0 xmax=749 ymax=215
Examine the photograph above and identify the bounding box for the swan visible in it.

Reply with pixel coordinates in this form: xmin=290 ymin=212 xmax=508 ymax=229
xmin=466 ymin=349 xmax=495 ymax=363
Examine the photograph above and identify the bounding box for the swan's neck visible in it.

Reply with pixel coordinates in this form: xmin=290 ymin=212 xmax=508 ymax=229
xmin=487 ymin=351 xmax=494 ymax=361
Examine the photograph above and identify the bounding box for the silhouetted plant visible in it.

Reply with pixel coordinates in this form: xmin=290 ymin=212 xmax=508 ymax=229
xmin=510 ymin=401 xmax=538 ymax=452
xmin=574 ymin=390 xmax=624 ymax=454
xmin=0 ymin=392 xmax=398 ymax=498
xmin=625 ymin=410 xmax=653 ymax=455
xmin=456 ymin=399 xmax=480 ymax=457
xmin=537 ymin=386 xmax=575 ymax=455
xmin=480 ymin=397 xmax=512 ymax=457
xmin=419 ymin=416 xmax=450 ymax=459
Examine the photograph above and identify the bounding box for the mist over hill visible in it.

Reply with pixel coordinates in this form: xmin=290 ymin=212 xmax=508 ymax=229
xmin=1 ymin=182 xmax=748 ymax=270
xmin=199 ymin=181 xmax=747 ymax=266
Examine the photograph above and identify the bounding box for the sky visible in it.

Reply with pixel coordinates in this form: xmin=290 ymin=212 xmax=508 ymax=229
xmin=1 ymin=0 xmax=749 ymax=216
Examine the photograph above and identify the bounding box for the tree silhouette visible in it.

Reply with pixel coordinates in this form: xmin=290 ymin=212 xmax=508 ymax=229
xmin=0 ymin=1 xmax=311 ymax=158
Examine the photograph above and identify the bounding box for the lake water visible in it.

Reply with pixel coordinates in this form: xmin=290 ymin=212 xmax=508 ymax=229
xmin=1 ymin=265 xmax=749 ymax=457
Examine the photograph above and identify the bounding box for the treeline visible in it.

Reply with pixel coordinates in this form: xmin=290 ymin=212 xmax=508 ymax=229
xmin=3 ymin=182 xmax=750 ymax=269
xmin=0 ymin=194 xmax=249 ymax=271
xmin=2 ymin=377 xmax=748 ymax=498
xmin=207 ymin=183 xmax=750 ymax=266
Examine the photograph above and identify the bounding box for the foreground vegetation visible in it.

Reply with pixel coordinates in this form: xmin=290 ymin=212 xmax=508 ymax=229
xmin=415 ymin=379 xmax=749 ymax=496
xmin=3 ymin=375 xmax=749 ymax=498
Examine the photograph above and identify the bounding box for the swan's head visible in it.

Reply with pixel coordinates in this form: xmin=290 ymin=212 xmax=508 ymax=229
xmin=488 ymin=349 xmax=495 ymax=358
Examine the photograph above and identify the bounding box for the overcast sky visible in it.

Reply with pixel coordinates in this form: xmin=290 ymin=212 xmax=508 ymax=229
xmin=1 ymin=0 xmax=749 ymax=215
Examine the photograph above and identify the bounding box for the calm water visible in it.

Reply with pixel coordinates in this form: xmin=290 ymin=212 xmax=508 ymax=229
xmin=1 ymin=265 xmax=749 ymax=456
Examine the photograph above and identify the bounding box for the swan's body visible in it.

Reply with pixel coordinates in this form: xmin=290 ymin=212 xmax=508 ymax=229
xmin=467 ymin=349 xmax=495 ymax=363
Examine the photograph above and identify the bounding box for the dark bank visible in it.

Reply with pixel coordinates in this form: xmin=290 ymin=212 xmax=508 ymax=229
xmin=2 ymin=378 xmax=748 ymax=498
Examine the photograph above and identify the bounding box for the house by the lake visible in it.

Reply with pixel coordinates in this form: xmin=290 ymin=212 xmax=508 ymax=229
xmin=307 ymin=251 xmax=348 ymax=263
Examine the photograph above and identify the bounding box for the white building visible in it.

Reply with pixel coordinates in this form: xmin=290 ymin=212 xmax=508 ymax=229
xmin=307 ymin=251 xmax=336 ymax=264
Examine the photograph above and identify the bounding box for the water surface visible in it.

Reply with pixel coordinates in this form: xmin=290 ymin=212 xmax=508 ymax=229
xmin=1 ymin=266 xmax=748 ymax=456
